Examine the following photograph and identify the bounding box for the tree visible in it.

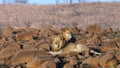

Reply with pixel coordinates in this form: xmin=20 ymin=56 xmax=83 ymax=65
xmin=70 ymin=0 xmax=72 ymax=4
xmin=2 ymin=0 xmax=12 ymax=4
xmin=56 ymin=0 xmax=60 ymax=4
xmin=78 ymin=0 xmax=86 ymax=2
xmin=3 ymin=0 xmax=6 ymax=3
xmin=2 ymin=0 xmax=28 ymax=4
xmin=63 ymin=0 xmax=67 ymax=3
xmin=78 ymin=0 xmax=81 ymax=3
xmin=14 ymin=0 xmax=28 ymax=4
xmin=63 ymin=0 xmax=72 ymax=4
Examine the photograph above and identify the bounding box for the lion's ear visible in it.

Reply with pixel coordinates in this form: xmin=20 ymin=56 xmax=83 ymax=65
xmin=61 ymin=27 xmax=68 ymax=32
xmin=58 ymin=35 xmax=63 ymax=40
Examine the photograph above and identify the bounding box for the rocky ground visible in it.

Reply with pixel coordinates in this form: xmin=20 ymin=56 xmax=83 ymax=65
xmin=0 ymin=24 xmax=120 ymax=68
xmin=1 ymin=2 xmax=120 ymax=68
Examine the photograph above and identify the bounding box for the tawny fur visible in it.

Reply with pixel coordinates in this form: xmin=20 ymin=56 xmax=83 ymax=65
xmin=49 ymin=43 xmax=101 ymax=57
xmin=51 ymin=35 xmax=66 ymax=51
xmin=51 ymin=28 xmax=73 ymax=51
xmin=61 ymin=27 xmax=73 ymax=41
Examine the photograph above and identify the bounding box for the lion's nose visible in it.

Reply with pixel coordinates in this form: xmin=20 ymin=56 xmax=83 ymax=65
xmin=55 ymin=43 xmax=59 ymax=48
xmin=68 ymin=35 xmax=72 ymax=39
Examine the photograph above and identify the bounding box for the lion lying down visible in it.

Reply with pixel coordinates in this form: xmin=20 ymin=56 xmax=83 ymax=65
xmin=49 ymin=27 xmax=101 ymax=57
xmin=49 ymin=43 xmax=101 ymax=57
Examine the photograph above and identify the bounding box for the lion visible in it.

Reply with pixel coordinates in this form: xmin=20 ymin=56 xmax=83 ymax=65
xmin=49 ymin=43 xmax=101 ymax=57
xmin=51 ymin=35 xmax=66 ymax=51
xmin=61 ymin=27 xmax=73 ymax=42
xmin=51 ymin=28 xmax=73 ymax=51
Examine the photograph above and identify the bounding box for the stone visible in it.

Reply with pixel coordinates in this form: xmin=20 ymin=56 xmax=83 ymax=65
xmin=63 ymin=63 xmax=73 ymax=68
xmin=115 ymin=50 xmax=120 ymax=61
xmin=82 ymin=56 xmax=100 ymax=68
xmin=100 ymin=54 xmax=118 ymax=67
xmin=40 ymin=60 xmax=56 ymax=68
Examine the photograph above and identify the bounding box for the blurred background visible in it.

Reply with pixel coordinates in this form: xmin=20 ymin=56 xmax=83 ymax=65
xmin=0 ymin=0 xmax=120 ymax=29
xmin=0 ymin=0 xmax=120 ymax=4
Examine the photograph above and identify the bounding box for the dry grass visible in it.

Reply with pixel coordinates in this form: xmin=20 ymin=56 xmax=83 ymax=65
xmin=0 ymin=2 xmax=120 ymax=29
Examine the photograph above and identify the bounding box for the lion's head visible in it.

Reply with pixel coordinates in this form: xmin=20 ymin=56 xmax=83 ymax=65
xmin=61 ymin=27 xmax=73 ymax=42
xmin=52 ymin=35 xmax=66 ymax=51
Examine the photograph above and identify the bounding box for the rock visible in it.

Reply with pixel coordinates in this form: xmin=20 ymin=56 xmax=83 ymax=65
xmin=0 ymin=38 xmax=6 ymax=46
xmin=21 ymin=40 xmax=37 ymax=49
xmin=40 ymin=26 xmax=56 ymax=38
xmin=35 ymin=40 xmax=50 ymax=51
xmin=26 ymin=57 xmax=42 ymax=68
xmin=10 ymin=49 xmax=50 ymax=65
xmin=3 ymin=41 xmax=21 ymax=49
xmin=87 ymin=34 xmax=102 ymax=45
xmin=63 ymin=63 xmax=73 ymax=68
xmin=69 ymin=57 xmax=78 ymax=65
xmin=0 ymin=47 xmax=19 ymax=64
xmin=117 ymin=64 xmax=120 ymax=68
xmin=99 ymin=41 xmax=119 ymax=53
xmin=82 ymin=56 xmax=100 ymax=68
xmin=27 ymin=55 xmax=55 ymax=68
xmin=114 ymin=37 xmax=120 ymax=47
xmin=1 ymin=27 xmax=13 ymax=38
xmin=0 ymin=48 xmax=17 ymax=59
xmin=115 ymin=50 xmax=120 ymax=61
xmin=16 ymin=31 xmax=34 ymax=41
xmin=86 ymin=24 xmax=102 ymax=34
xmin=40 ymin=60 xmax=56 ymax=68
xmin=0 ymin=64 xmax=9 ymax=68
xmin=99 ymin=54 xmax=118 ymax=67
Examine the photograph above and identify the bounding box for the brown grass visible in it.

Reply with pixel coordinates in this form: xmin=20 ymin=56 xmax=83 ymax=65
xmin=0 ymin=2 xmax=120 ymax=29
